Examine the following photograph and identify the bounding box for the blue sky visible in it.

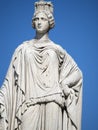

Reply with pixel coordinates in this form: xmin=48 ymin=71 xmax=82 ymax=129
xmin=0 ymin=0 xmax=98 ymax=130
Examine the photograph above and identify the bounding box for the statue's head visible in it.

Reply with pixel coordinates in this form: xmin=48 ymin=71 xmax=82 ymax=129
xmin=32 ymin=0 xmax=55 ymax=31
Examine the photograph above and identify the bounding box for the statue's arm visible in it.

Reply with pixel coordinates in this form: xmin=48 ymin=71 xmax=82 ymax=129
xmin=59 ymin=50 xmax=83 ymax=104
xmin=61 ymin=69 xmax=82 ymax=97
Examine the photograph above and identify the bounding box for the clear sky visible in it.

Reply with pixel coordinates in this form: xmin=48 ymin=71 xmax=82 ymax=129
xmin=0 ymin=0 xmax=98 ymax=130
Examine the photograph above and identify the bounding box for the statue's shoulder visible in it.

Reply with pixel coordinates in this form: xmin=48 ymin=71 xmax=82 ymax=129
xmin=14 ymin=40 xmax=32 ymax=53
xmin=51 ymin=41 xmax=67 ymax=54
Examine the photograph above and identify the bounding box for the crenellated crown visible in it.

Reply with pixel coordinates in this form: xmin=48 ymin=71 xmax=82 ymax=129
xmin=34 ymin=0 xmax=53 ymax=14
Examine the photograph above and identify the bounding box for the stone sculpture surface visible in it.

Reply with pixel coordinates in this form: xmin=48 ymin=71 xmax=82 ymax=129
xmin=0 ymin=0 xmax=83 ymax=130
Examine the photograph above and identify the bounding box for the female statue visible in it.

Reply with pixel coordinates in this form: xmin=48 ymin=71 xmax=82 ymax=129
xmin=0 ymin=0 xmax=83 ymax=130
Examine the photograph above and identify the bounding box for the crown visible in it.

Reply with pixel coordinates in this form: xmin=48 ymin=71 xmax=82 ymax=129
xmin=34 ymin=0 xmax=53 ymax=14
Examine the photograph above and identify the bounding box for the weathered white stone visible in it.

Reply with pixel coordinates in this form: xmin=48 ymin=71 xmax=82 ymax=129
xmin=0 ymin=0 xmax=82 ymax=130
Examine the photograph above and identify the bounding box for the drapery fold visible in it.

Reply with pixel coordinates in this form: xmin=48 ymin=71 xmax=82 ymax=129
xmin=0 ymin=40 xmax=82 ymax=130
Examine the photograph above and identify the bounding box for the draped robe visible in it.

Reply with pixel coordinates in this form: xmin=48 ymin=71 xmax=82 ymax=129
xmin=0 ymin=40 xmax=83 ymax=130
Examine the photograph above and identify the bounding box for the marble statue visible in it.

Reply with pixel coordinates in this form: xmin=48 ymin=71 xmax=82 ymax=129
xmin=0 ymin=0 xmax=83 ymax=130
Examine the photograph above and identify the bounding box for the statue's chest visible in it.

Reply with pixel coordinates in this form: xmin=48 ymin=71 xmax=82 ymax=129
xmin=32 ymin=48 xmax=58 ymax=68
xmin=25 ymin=46 xmax=59 ymax=76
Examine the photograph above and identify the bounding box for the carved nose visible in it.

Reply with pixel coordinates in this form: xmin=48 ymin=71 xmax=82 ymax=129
xmin=38 ymin=20 xmax=41 ymax=24
xmin=38 ymin=22 xmax=41 ymax=26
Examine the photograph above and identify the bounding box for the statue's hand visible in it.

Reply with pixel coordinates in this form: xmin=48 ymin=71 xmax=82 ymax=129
xmin=54 ymin=94 xmax=65 ymax=107
xmin=62 ymin=85 xmax=70 ymax=97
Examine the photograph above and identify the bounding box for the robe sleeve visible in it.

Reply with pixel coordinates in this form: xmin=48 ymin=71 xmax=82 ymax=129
xmin=59 ymin=50 xmax=83 ymax=130
xmin=0 ymin=43 xmax=25 ymax=130
xmin=0 ymin=49 xmax=17 ymax=130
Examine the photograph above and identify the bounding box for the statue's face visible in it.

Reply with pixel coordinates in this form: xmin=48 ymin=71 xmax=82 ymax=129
xmin=34 ymin=12 xmax=50 ymax=34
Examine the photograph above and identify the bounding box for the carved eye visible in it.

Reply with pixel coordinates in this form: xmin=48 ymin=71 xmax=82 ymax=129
xmin=41 ymin=17 xmax=48 ymax=21
xmin=34 ymin=17 xmax=39 ymax=21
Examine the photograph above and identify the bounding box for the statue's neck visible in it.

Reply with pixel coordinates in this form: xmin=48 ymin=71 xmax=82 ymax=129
xmin=35 ymin=32 xmax=50 ymax=42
